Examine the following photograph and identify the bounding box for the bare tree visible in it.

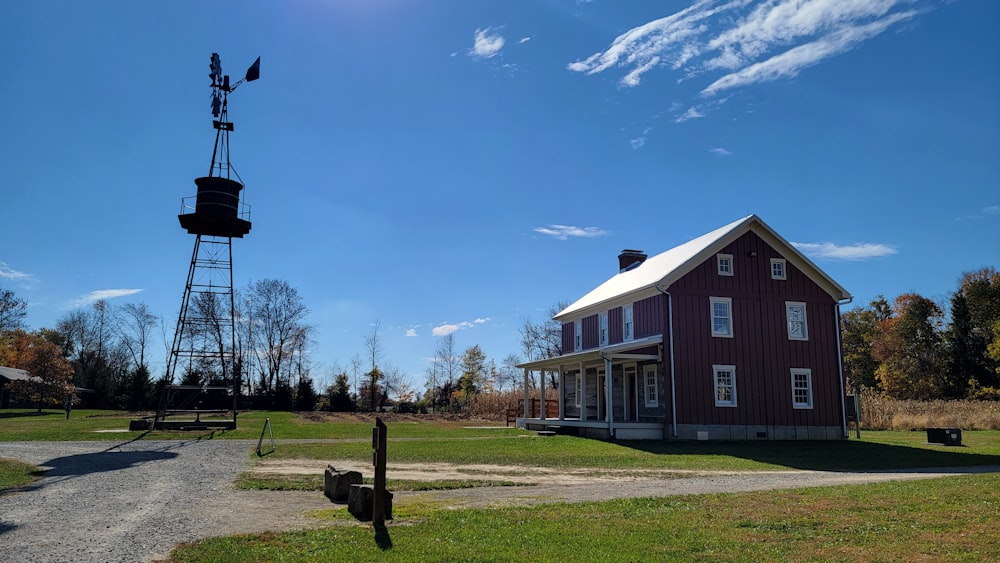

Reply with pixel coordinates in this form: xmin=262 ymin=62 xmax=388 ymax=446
xmin=431 ymin=333 xmax=460 ymax=410
xmin=118 ymin=303 xmax=158 ymax=372
xmin=497 ymin=353 xmax=522 ymax=392
xmin=519 ymin=301 xmax=567 ymax=388
xmin=364 ymin=321 xmax=383 ymax=411
xmin=0 ymin=288 xmax=28 ymax=333
xmin=245 ymin=279 xmax=312 ymax=397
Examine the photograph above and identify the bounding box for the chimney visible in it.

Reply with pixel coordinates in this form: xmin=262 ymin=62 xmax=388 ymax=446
xmin=618 ymin=249 xmax=647 ymax=272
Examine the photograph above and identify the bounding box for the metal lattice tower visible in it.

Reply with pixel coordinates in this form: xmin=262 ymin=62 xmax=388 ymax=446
xmin=157 ymin=53 xmax=259 ymax=430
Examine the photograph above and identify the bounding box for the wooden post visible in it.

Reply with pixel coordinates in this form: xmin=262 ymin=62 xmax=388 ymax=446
xmin=372 ymin=417 xmax=387 ymax=526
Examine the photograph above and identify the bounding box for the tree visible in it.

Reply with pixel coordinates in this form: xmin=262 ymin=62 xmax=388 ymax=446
xmin=943 ymin=292 xmax=983 ymax=398
xmin=326 ymin=372 xmax=356 ymax=412
xmin=519 ymin=301 xmax=567 ymax=389
xmin=56 ymin=300 xmax=130 ymax=408
xmin=118 ymin=302 xmax=157 ymax=373
xmin=0 ymin=288 xmax=28 ymax=333
xmin=840 ymin=296 xmax=891 ymax=390
xmin=872 ymin=294 xmax=947 ymax=399
xmin=364 ymin=321 xmax=383 ymax=412
xmin=496 ymin=353 xmax=522 ymax=392
xmin=1 ymin=330 xmax=74 ymax=410
xmin=295 ymin=375 xmax=317 ymax=411
xmin=955 ymin=267 xmax=1000 ymax=388
xmin=458 ymin=344 xmax=487 ymax=399
xmin=430 ymin=334 xmax=460 ymax=410
xmin=244 ymin=279 xmax=312 ymax=402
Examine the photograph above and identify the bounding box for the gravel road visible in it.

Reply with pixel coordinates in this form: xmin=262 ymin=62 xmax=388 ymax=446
xmin=2 ymin=439 xmax=997 ymax=563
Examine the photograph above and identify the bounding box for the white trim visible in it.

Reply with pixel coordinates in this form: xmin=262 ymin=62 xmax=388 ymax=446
xmin=770 ymin=258 xmax=786 ymax=280
xmin=791 ymin=368 xmax=813 ymax=409
xmin=623 ymin=303 xmax=634 ymax=342
xmin=717 ymin=253 xmax=733 ymax=276
xmin=574 ymin=319 xmax=583 ymax=351
xmin=713 ymin=364 xmax=737 ymax=407
xmin=599 ymin=312 xmax=608 ymax=346
xmin=785 ymin=301 xmax=808 ymax=341
xmin=643 ymin=364 xmax=658 ymax=408
xmin=710 ymin=297 xmax=733 ymax=338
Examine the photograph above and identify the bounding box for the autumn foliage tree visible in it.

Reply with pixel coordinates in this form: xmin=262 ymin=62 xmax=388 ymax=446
xmin=871 ymin=294 xmax=948 ymax=400
xmin=0 ymin=330 xmax=74 ymax=410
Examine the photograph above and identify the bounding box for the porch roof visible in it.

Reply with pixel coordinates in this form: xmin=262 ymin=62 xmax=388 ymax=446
xmin=0 ymin=365 xmax=32 ymax=382
xmin=516 ymin=334 xmax=663 ymax=371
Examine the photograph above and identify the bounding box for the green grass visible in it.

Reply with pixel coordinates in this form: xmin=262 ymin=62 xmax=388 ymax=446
xmin=0 ymin=410 xmax=528 ymax=441
xmin=169 ymin=473 xmax=1000 ymax=562
xmin=0 ymin=458 xmax=40 ymax=492
xmin=234 ymin=473 xmax=527 ymax=492
xmin=265 ymin=430 xmax=1000 ymax=472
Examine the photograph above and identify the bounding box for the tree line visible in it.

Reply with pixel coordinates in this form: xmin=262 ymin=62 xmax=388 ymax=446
xmin=841 ymin=267 xmax=1000 ymax=400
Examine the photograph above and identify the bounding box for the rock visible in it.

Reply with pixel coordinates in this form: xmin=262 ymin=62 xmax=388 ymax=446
xmin=323 ymin=466 xmax=363 ymax=503
xmin=347 ymin=485 xmax=393 ymax=521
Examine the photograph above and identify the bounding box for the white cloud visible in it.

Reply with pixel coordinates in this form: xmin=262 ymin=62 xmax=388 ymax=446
xmin=0 ymin=262 xmax=32 ymax=280
xmin=470 ymin=27 xmax=505 ymax=59
xmin=518 ymin=36 xmax=533 ymax=45
xmin=432 ymin=317 xmax=491 ymax=337
xmin=983 ymin=205 xmax=1000 ymax=215
xmin=675 ymin=106 xmax=705 ymax=123
xmin=405 ymin=328 xmax=418 ymax=337
xmin=534 ymin=225 xmax=610 ymax=240
xmin=70 ymin=288 xmax=144 ymax=308
xmin=792 ymin=241 xmax=897 ymax=261
xmin=630 ymin=136 xmax=647 ymax=149
xmin=568 ymin=0 xmax=926 ymax=117
xmin=709 ymin=147 xmax=732 ymax=156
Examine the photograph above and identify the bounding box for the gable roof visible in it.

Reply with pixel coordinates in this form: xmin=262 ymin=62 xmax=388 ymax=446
xmin=0 ymin=365 xmax=33 ymax=382
xmin=554 ymin=215 xmax=851 ymax=321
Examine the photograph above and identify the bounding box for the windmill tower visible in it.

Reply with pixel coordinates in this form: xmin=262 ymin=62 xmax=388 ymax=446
xmin=155 ymin=53 xmax=260 ymax=430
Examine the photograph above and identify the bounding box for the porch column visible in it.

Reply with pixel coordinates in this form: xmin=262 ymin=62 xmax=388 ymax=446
xmin=558 ymin=366 xmax=565 ymax=420
xmin=578 ymin=362 xmax=586 ymax=420
xmin=523 ymin=368 xmax=530 ymax=418
xmin=605 ymin=356 xmax=613 ymax=435
xmin=539 ymin=369 xmax=546 ymax=421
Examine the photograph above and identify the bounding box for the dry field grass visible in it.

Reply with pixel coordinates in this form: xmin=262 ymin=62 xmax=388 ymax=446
xmin=859 ymin=388 xmax=1000 ymax=430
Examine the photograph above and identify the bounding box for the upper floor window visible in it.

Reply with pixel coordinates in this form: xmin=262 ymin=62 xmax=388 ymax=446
xmin=791 ymin=368 xmax=813 ymax=409
xmin=623 ymin=304 xmax=634 ymax=341
xmin=771 ymin=258 xmax=786 ymax=280
xmin=786 ymin=301 xmax=808 ymax=341
xmin=713 ymin=364 xmax=737 ymax=407
xmin=710 ymin=297 xmax=733 ymax=338
xmin=643 ymin=364 xmax=658 ymax=407
xmin=599 ymin=312 xmax=608 ymax=346
xmin=717 ymin=254 xmax=733 ymax=276
xmin=574 ymin=319 xmax=582 ymax=351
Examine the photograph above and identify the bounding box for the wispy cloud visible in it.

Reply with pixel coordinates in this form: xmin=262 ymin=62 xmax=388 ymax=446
xmin=792 ymin=241 xmax=897 ymax=261
xmin=983 ymin=205 xmax=999 ymax=215
xmin=534 ymin=225 xmax=610 ymax=240
xmin=630 ymin=136 xmax=647 ymax=149
xmin=518 ymin=36 xmax=533 ymax=45
xmin=0 ymin=261 xmax=32 ymax=281
xmin=405 ymin=328 xmax=418 ymax=337
xmin=568 ymin=0 xmax=925 ymax=118
xmin=70 ymin=288 xmax=144 ymax=308
xmin=432 ymin=317 xmax=491 ymax=337
xmin=470 ymin=27 xmax=505 ymax=59
xmin=955 ymin=205 xmax=1000 ymax=222
xmin=709 ymin=147 xmax=731 ymax=156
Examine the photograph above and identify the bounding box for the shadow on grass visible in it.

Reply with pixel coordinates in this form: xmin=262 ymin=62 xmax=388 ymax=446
xmin=374 ymin=524 xmax=392 ymax=550
xmin=615 ymin=438 xmax=1000 ymax=472
xmin=0 ymin=411 xmax=60 ymax=419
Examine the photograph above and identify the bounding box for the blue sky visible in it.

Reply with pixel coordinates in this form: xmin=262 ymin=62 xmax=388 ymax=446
xmin=2 ymin=1 xmax=997 ymax=389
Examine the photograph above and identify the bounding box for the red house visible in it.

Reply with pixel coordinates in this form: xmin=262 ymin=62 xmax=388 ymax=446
xmin=517 ymin=215 xmax=853 ymax=440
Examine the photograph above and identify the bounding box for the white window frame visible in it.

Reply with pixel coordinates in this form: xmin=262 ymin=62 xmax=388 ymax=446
xmin=710 ymin=297 xmax=733 ymax=338
xmin=574 ymin=319 xmax=583 ymax=351
xmin=791 ymin=368 xmax=813 ymax=409
xmin=623 ymin=303 xmax=634 ymax=341
xmin=785 ymin=301 xmax=808 ymax=341
xmin=713 ymin=364 xmax=737 ymax=407
xmin=717 ymin=253 xmax=733 ymax=276
xmin=599 ymin=312 xmax=608 ymax=346
xmin=770 ymin=258 xmax=786 ymax=280
xmin=643 ymin=364 xmax=658 ymax=408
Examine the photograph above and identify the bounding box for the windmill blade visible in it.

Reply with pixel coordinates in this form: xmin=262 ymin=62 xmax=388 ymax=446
xmin=245 ymin=57 xmax=260 ymax=82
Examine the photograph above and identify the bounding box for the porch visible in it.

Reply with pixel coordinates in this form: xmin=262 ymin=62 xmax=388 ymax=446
xmin=516 ymin=335 xmax=668 ymax=440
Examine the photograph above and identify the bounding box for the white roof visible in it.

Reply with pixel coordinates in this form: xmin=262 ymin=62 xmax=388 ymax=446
xmin=555 ymin=215 xmax=851 ymax=321
xmin=0 ymin=365 xmax=33 ymax=382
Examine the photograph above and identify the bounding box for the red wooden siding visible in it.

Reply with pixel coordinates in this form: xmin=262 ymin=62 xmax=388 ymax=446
xmin=582 ymin=314 xmax=600 ymax=349
xmin=608 ymin=306 xmax=624 ymax=344
xmin=561 ymin=322 xmax=574 ymax=354
xmin=634 ymin=294 xmax=664 ymax=339
xmin=667 ymin=231 xmax=842 ymax=427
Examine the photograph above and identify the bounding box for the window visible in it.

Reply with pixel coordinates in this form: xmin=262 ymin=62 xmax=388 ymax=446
xmin=786 ymin=301 xmax=808 ymax=340
xmin=599 ymin=312 xmax=608 ymax=346
xmin=643 ymin=364 xmax=658 ymax=407
xmin=623 ymin=304 xmax=634 ymax=341
xmin=575 ymin=373 xmax=582 ymax=407
xmin=710 ymin=297 xmax=733 ymax=338
xmin=713 ymin=364 xmax=737 ymax=407
xmin=771 ymin=258 xmax=786 ymax=280
xmin=717 ymin=254 xmax=733 ymax=276
xmin=574 ymin=319 xmax=582 ymax=351
xmin=791 ymin=368 xmax=813 ymax=409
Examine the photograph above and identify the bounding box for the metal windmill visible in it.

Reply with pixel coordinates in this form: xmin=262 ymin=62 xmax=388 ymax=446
xmin=155 ymin=53 xmax=260 ymax=430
